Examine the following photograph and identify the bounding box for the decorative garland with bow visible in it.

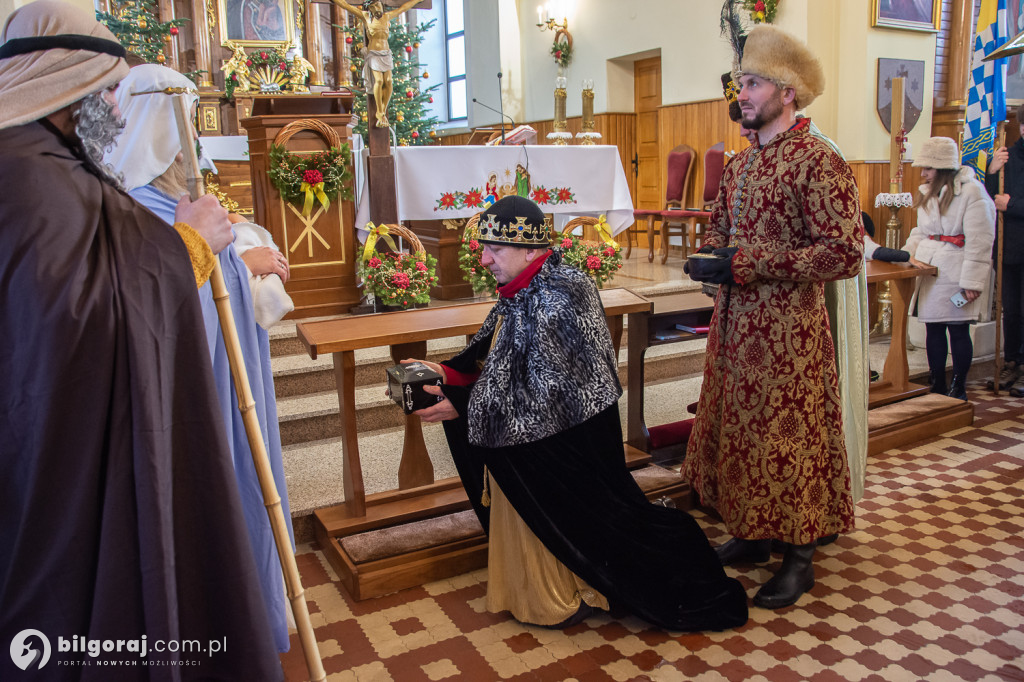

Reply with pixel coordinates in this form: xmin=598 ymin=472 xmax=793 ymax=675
xmin=267 ymin=143 xmax=353 ymax=217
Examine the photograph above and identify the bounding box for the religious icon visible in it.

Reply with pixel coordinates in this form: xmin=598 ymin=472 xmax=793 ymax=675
xmin=219 ymin=0 xmax=295 ymax=46
xmin=328 ymin=0 xmax=425 ymax=127
xmin=871 ymin=0 xmax=939 ymax=32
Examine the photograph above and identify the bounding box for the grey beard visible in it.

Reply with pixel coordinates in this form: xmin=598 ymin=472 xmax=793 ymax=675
xmin=73 ymin=92 xmax=126 ymax=189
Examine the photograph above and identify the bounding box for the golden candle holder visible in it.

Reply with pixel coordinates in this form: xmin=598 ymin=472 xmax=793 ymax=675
xmin=576 ymin=79 xmax=601 ymax=145
xmin=872 ymin=192 xmax=914 ymax=337
xmin=547 ymin=76 xmax=572 ymax=146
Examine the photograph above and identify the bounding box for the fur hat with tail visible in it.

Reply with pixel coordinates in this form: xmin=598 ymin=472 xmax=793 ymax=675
xmin=739 ymin=25 xmax=824 ymax=110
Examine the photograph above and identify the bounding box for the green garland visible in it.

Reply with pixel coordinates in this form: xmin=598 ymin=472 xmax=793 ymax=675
xmin=457 ymin=231 xmax=498 ymax=297
xmin=359 ymin=251 xmax=438 ymax=308
xmin=556 ymin=234 xmax=622 ymax=289
xmin=551 ymin=40 xmax=573 ymax=68
xmin=267 ymin=143 xmax=353 ymax=214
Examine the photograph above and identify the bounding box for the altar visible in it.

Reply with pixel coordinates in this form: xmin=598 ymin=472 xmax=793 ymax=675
xmin=355 ymin=145 xmax=634 ymax=298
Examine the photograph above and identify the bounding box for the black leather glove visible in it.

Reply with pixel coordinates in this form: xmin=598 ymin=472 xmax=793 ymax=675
xmin=872 ymin=247 xmax=910 ymax=263
xmin=700 ymin=247 xmax=738 ymax=285
xmin=682 ymin=245 xmax=716 ymax=274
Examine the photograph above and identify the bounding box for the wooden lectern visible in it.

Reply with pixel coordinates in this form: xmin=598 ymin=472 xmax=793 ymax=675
xmin=241 ymin=93 xmax=361 ymax=318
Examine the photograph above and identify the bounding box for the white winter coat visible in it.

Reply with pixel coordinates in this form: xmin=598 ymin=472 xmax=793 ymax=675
xmin=903 ymin=167 xmax=996 ymax=323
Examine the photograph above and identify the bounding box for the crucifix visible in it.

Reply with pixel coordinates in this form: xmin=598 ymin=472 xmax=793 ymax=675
xmin=330 ymin=0 xmax=430 ymax=224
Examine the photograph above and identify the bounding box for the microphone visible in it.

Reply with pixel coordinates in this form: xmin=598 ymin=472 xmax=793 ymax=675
xmin=497 ymin=72 xmax=505 ymax=145
xmin=471 ymin=97 xmax=515 ymax=144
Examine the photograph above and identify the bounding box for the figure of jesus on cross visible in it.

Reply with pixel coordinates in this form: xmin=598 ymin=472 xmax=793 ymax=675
xmin=330 ymin=0 xmax=425 ymax=128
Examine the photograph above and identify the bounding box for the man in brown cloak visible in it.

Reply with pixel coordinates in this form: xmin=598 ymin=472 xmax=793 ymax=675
xmin=0 ymin=2 xmax=283 ymax=678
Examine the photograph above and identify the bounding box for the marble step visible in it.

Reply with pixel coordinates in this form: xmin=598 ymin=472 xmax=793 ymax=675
xmin=274 ymin=336 xmax=709 ymax=447
xmin=282 ymin=374 xmax=708 ymax=543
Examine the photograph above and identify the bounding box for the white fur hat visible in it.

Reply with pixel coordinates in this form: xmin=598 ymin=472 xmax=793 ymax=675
xmin=912 ymin=136 xmax=961 ymax=170
xmin=739 ymin=25 xmax=824 ymax=110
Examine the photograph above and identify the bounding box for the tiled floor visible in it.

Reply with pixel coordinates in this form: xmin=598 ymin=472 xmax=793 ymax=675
xmin=279 ymin=380 xmax=1024 ymax=681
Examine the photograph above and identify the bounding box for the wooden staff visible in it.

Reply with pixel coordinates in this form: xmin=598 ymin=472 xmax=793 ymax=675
xmin=171 ymin=97 xmax=327 ymax=682
xmin=994 ymin=121 xmax=1006 ymax=396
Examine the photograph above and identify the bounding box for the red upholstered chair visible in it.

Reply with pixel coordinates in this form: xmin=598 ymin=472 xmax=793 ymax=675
xmin=658 ymin=143 xmax=726 ymax=263
xmin=627 ymin=143 xmax=695 ymax=261
xmin=646 ymin=401 xmax=699 ymax=459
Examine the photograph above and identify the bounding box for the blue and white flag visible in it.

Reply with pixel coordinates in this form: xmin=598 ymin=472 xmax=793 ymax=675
xmin=963 ymin=0 xmax=1009 ymax=179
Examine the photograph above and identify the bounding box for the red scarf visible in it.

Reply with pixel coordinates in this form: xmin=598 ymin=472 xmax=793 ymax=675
xmin=498 ymin=250 xmax=552 ymax=298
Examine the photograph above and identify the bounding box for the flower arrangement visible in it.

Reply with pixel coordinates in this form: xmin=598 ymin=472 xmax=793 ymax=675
xmin=224 ymin=45 xmax=291 ymax=99
xmin=358 ymin=223 xmax=438 ymax=309
xmin=458 ymin=230 xmax=498 ymax=297
xmin=557 ymin=216 xmax=623 ymax=288
xmin=743 ymin=0 xmax=778 ymax=23
xmin=268 ymin=143 xmax=353 ymax=217
xmin=551 ymin=40 xmax=572 ymax=68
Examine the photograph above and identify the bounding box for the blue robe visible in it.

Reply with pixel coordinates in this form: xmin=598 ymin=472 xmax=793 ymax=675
xmin=132 ymin=185 xmax=294 ymax=652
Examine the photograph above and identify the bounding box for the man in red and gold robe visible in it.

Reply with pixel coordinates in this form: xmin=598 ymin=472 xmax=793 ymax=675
xmin=684 ymin=25 xmax=864 ymax=610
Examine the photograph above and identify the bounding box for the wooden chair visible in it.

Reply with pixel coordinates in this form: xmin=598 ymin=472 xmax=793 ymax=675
xmin=659 ymin=143 xmax=725 ymax=262
xmin=627 ymin=143 xmax=696 ymax=262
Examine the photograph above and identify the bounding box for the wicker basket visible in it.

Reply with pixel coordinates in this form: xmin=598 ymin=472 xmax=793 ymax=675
xmin=369 ymin=223 xmax=424 ymax=259
xmin=273 ymin=118 xmax=343 ymax=149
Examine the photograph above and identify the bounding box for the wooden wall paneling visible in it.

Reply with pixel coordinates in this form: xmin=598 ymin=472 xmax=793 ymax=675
xmin=658 ymin=99 xmax=748 ymax=210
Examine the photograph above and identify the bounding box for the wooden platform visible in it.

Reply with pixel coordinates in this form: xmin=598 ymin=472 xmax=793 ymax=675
xmin=314 ymin=445 xmax=691 ymax=601
xmin=867 ymin=393 xmax=974 ymax=456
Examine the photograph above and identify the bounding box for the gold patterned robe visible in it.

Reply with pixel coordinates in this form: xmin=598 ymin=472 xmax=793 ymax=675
xmin=683 ymin=119 xmax=863 ymax=544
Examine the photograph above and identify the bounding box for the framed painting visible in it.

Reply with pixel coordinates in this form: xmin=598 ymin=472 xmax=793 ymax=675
xmin=218 ymin=0 xmax=297 ymax=47
xmin=871 ymin=0 xmax=940 ymax=32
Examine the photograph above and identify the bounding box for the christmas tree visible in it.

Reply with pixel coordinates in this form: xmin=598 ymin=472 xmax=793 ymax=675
xmin=97 ymin=0 xmax=186 ymax=66
xmin=340 ymin=16 xmax=440 ymax=146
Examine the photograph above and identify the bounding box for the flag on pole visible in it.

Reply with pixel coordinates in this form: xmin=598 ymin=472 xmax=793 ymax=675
xmin=963 ymin=0 xmax=1009 ymax=179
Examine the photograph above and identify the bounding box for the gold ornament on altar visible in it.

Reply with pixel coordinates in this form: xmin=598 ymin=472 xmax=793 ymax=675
xmin=288 ymin=53 xmax=316 ymax=93
xmin=547 ymin=75 xmax=572 ymax=145
xmin=576 ymin=79 xmax=602 ymax=145
xmin=204 ymin=173 xmax=241 ymax=213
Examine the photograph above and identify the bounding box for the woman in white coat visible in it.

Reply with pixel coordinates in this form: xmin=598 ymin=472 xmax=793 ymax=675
xmin=904 ymin=137 xmax=996 ymax=400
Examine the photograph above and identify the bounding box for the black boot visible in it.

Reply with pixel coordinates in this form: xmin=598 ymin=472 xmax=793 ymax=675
xmin=715 ymin=537 xmax=771 ymax=566
xmin=947 ymin=375 xmax=967 ymax=400
xmin=753 ymin=542 xmax=816 ymax=609
xmin=929 ymin=370 xmax=947 ymax=395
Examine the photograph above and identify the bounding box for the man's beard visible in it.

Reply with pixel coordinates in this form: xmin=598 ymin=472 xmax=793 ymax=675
xmin=740 ymin=90 xmax=785 ymax=131
xmin=73 ymin=92 xmax=126 ymax=188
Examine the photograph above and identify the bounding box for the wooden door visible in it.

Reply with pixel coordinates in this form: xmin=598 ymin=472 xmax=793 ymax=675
xmin=634 ymin=57 xmax=662 ymax=247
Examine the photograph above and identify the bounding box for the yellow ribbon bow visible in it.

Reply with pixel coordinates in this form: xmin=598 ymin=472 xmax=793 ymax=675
xmin=299 ymin=180 xmax=330 ymax=217
xmin=362 ymin=222 xmax=399 ymax=262
xmin=594 ymin=214 xmax=618 ymax=249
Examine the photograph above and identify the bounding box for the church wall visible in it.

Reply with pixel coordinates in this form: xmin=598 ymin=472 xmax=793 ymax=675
xmin=503 ymin=0 xmax=938 ymax=166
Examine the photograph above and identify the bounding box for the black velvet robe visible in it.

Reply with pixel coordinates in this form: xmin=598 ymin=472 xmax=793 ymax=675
xmin=0 ymin=122 xmax=282 ymax=680
xmin=440 ymin=259 xmax=748 ymax=632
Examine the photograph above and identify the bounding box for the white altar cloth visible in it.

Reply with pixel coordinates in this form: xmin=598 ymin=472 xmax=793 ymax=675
xmin=354 ymin=145 xmax=634 ymax=237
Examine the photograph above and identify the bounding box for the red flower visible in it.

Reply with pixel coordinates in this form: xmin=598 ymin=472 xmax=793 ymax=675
xmin=440 ymin=192 xmax=457 ymax=208
xmin=245 ymin=59 xmax=252 ymax=66
xmin=531 ymin=188 xmax=550 ymax=204
xmin=561 ymin=237 xmax=573 ymax=249
xmin=586 ymin=255 xmax=602 ymax=270
xmin=603 ymin=246 xmax=616 ymax=257
xmin=260 ymin=51 xmax=268 ymax=59
xmin=391 ymin=272 xmax=411 ymax=289
xmin=557 ymin=188 xmax=573 ymax=203
xmin=469 ymin=239 xmax=479 ymax=250
xmin=555 ymin=51 xmax=562 ymax=60
xmin=368 ymin=257 xmax=382 ymax=268
xmin=303 ymin=169 xmax=323 ymax=184
xmin=465 ymin=189 xmax=482 ymax=207
xmin=415 ymin=261 xmax=427 ymax=272
xmin=754 ymin=0 xmax=765 ymax=10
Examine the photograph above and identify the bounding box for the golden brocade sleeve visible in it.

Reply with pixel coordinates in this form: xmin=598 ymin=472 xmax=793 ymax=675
xmin=173 ymin=222 xmax=215 ymax=288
